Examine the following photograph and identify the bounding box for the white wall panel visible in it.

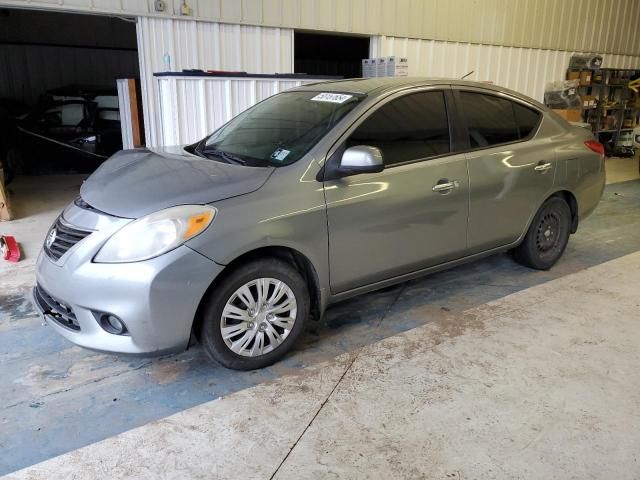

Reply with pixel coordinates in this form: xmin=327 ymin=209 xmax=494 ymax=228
xmin=156 ymin=76 xmax=324 ymax=146
xmin=3 ymin=0 xmax=640 ymax=56
xmin=372 ymin=36 xmax=640 ymax=102
xmin=137 ymin=16 xmax=294 ymax=146
xmin=116 ymin=78 xmax=134 ymax=149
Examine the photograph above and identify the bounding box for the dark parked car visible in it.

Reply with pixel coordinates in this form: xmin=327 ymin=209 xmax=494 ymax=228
xmin=3 ymin=86 xmax=122 ymax=183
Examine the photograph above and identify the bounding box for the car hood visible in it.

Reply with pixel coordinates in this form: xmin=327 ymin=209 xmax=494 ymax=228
xmin=80 ymin=146 xmax=274 ymax=218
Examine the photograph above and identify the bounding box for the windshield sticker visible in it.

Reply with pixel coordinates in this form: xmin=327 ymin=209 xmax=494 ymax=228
xmin=270 ymin=148 xmax=291 ymax=161
xmin=311 ymin=93 xmax=353 ymax=104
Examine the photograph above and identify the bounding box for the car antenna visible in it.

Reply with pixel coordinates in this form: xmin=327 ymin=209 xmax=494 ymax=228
xmin=461 ymin=70 xmax=474 ymax=79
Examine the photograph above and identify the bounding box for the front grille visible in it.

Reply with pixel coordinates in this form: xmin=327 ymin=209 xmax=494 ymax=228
xmin=34 ymin=284 xmax=81 ymax=331
xmin=44 ymin=216 xmax=92 ymax=261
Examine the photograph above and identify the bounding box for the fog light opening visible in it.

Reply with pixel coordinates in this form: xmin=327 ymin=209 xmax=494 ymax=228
xmin=100 ymin=314 xmax=128 ymax=335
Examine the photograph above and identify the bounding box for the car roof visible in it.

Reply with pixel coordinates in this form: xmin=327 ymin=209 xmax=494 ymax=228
xmin=295 ymin=77 xmax=544 ymax=109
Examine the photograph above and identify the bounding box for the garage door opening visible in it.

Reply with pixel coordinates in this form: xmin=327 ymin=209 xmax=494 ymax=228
xmin=294 ymin=31 xmax=370 ymax=79
xmin=0 ymin=8 xmax=139 ymax=184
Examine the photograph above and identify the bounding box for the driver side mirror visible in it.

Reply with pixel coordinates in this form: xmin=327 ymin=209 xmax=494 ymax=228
xmin=338 ymin=145 xmax=384 ymax=177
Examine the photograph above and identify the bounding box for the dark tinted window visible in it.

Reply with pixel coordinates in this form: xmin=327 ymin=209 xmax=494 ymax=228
xmin=460 ymin=92 xmax=519 ymax=148
xmin=346 ymin=91 xmax=450 ymax=166
xmin=203 ymin=91 xmax=364 ymax=166
xmin=513 ymin=102 xmax=541 ymax=138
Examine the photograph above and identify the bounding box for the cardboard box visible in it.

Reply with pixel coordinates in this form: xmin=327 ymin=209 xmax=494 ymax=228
xmin=579 ymin=71 xmax=592 ymax=85
xmin=605 ymin=115 xmax=617 ymax=130
xmin=362 ymin=59 xmax=375 ymax=78
xmin=386 ymin=56 xmax=408 ymax=77
xmin=376 ymin=58 xmax=387 ymax=77
xmin=553 ymin=109 xmax=582 ymax=122
xmin=567 ymin=70 xmax=592 ymax=86
xmin=581 ymin=95 xmax=596 ymax=108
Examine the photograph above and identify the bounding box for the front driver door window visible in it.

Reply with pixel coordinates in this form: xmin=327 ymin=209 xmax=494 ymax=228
xmin=324 ymin=89 xmax=470 ymax=293
xmin=345 ymin=91 xmax=451 ymax=165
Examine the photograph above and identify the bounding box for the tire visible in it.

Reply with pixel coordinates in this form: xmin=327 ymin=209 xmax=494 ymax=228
xmin=512 ymin=196 xmax=572 ymax=270
xmin=199 ymin=257 xmax=309 ymax=370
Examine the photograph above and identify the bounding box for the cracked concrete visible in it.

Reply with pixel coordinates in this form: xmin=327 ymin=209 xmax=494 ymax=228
xmin=4 ymin=251 xmax=640 ymax=480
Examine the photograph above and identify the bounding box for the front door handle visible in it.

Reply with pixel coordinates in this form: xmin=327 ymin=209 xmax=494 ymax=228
xmin=432 ymin=180 xmax=459 ymax=193
xmin=534 ymin=162 xmax=553 ymax=173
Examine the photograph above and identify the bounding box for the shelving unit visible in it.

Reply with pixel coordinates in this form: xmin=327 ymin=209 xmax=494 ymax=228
xmin=566 ymin=67 xmax=640 ymax=155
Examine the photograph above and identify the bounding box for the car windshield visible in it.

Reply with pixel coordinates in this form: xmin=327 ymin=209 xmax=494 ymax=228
xmin=197 ymin=90 xmax=364 ymax=167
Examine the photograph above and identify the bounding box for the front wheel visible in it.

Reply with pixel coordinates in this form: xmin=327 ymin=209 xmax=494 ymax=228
xmin=199 ymin=258 xmax=309 ymax=370
xmin=512 ymin=196 xmax=572 ymax=270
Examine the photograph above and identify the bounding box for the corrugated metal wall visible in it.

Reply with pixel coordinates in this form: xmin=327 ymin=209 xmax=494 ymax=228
xmin=139 ymin=16 xmax=640 ymax=146
xmin=137 ymin=16 xmax=293 ymax=146
xmin=0 ymin=44 xmax=139 ymax=104
xmin=3 ymin=0 xmax=640 ymax=56
xmin=372 ymin=36 xmax=640 ymax=102
xmin=157 ymin=76 xmax=326 ymax=146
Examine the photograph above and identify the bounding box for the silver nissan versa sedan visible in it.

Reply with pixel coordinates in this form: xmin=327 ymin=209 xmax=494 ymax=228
xmin=33 ymin=78 xmax=605 ymax=370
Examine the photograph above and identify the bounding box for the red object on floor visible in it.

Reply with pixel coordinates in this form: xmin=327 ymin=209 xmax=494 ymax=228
xmin=0 ymin=235 xmax=20 ymax=262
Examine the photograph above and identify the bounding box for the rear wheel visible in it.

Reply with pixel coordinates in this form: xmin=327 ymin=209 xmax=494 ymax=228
xmin=513 ymin=196 xmax=571 ymax=270
xmin=199 ymin=258 xmax=309 ymax=370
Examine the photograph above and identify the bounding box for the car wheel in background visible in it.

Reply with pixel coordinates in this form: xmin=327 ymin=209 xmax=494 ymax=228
xmin=512 ymin=196 xmax=572 ymax=270
xmin=199 ymin=258 xmax=309 ymax=370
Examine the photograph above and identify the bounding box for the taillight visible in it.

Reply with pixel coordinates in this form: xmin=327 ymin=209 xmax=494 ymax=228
xmin=584 ymin=140 xmax=605 ymax=157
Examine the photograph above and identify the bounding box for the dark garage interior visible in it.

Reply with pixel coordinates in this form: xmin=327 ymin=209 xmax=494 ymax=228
xmin=294 ymin=31 xmax=370 ymax=78
xmin=0 ymin=9 xmax=138 ymax=179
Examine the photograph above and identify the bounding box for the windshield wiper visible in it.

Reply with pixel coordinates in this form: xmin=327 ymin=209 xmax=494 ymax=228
xmin=201 ymin=147 xmax=247 ymax=165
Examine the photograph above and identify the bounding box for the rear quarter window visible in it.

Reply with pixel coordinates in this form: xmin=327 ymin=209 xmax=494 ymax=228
xmin=513 ymin=102 xmax=541 ymax=138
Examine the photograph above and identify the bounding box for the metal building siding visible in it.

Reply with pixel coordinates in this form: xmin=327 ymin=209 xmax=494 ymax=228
xmin=3 ymin=0 xmax=640 ymax=56
xmin=372 ymin=35 xmax=640 ymax=102
xmin=156 ymin=76 xmax=322 ymax=146
xmin=116 ymin=78 xmax=134 ymax=149
xmin=136 ymin=16 xmax=293 ymax=146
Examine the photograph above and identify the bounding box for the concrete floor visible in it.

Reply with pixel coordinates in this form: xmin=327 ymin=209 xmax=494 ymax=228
xmin=6 ymin=251 xmax=640 ymax=480
xmin=1 ymin=155 xmax=640 ymax=478
xmin=0 ymin=174 xmax=87 ymax=290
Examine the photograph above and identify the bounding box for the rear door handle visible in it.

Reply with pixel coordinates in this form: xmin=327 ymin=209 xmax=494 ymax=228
xmin=534 ymin=162 xmax=553 ymax=173
xmin=432 ymin=180 xmax=459 ymax=193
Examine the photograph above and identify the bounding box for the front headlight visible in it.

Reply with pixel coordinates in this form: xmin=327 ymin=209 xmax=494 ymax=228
xmin=94 ymin=205 xmax=216 ymax=263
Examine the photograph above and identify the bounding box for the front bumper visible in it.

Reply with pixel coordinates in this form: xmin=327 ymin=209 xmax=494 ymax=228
xmin=32 ymin=203 xmax=225 ymax=355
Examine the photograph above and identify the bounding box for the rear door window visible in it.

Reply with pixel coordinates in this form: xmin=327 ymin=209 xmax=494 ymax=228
xmin=346 ymin=91 xmax=450 ymax=166
xmin=460 ymin=92 xmax=521 ymax=148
